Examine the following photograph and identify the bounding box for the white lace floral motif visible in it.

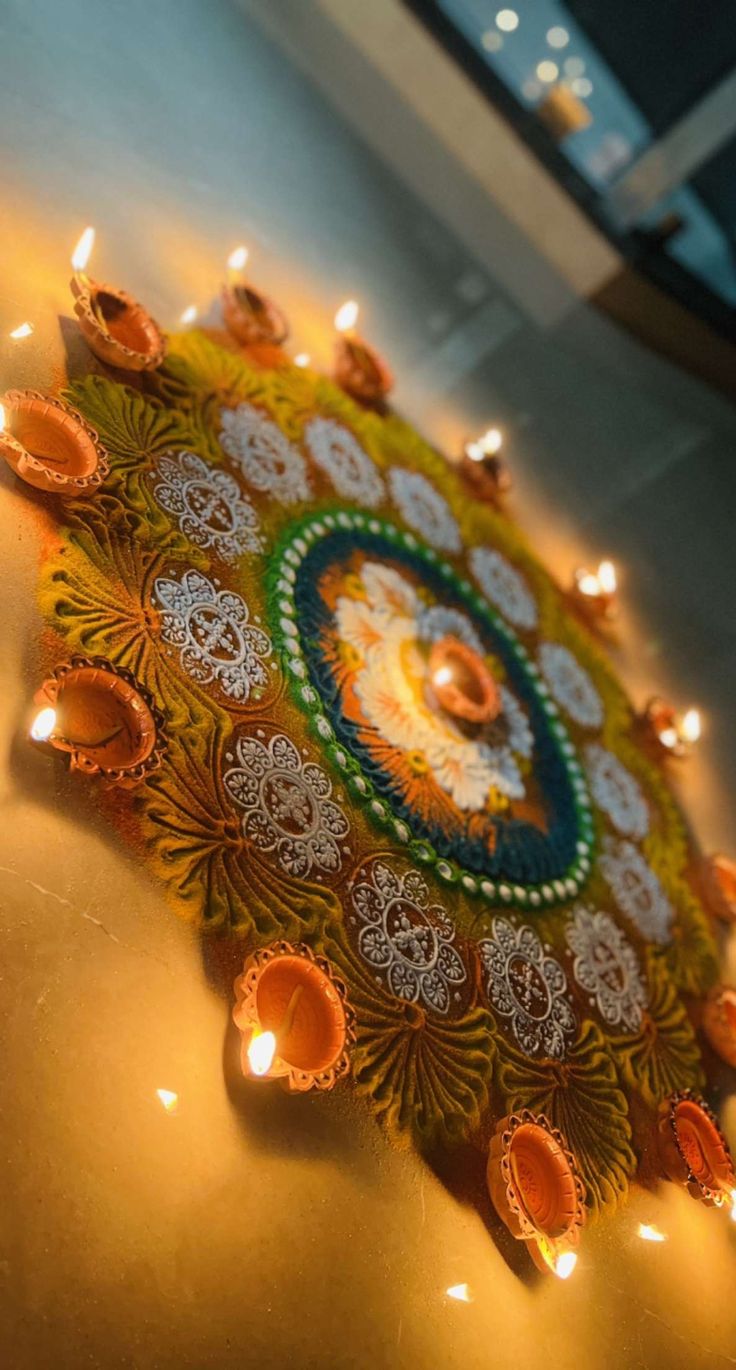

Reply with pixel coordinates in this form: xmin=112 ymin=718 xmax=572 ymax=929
xmin=153 ymin=568 xmax=272 ymax=702
xmin=349 ymin=859 xmax=466 ymax=1013
xmin=219 ymin=402 xmax=311 ymax=505
xmin=479 ymin=917 xmax=576 ymax=1058
xmin=469 ymin=547 xmax=538 ymax=630
xmin=566 ymin=905 xmax=647 ymax=1030
xmin=584 ymin=744 xmax=649 ymax=839
xmin=152 ymin=451 xmax=262 ymax=562
xmin=388 ymin=468 xmax=461 ymax=553
xmin=224 ymin=732 xmax=349 ymax=877
xmin=599 ymin=837 xmax=673 ymax=944
xmin=538 ymin=641 xmax=603 ymax=729
xmin=304 ymin=417 xmax=384 ymax=507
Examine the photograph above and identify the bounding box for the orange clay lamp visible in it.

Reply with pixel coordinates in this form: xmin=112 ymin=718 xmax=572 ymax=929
xmin=428 ymin=636 xmax=501 ymax=727
xmin=702 ymin=987 xmax=736 ymax=1068
xmin=233 ymin=942 xmax=354 ymax=1092
xmin=460 ymin=427 xmax=512 ymax=504
xmin=488 ymin=1111 xmax=585 ymax=1277
xmin=658 ymin=1091 xmax=736 ymax=1209
xmin=0 ymin=393 xmax=107 ymax=496
xmin=333 ymin=300 xmax=393 ymax=405
xmin=221 ymin=244 xmax=290 ymax=347
xmin=640 ymin=698 xmax=701 ymax=759
xmin=70 ymin=227 xmax=165 ymax=372
xmin=702 ymin=853 xmax=736 ymax=923
xmin=29 ymin=656 xmax=166 ymax=787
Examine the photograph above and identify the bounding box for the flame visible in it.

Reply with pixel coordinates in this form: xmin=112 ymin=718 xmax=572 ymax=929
xmin=180 ymin=305 xmax=198 ymax=325
xmin=10 ymin=322 xmax=34 ymax=339
xmin=553 ymin=1251 xmax=577 ymax=1280
xmin=335 ymin=300 xmax=359 ymax=333
xmin=247 ymin=1028 xmax=277 ymax=1076
xmin=227 ymin=245 xmax=249 ymax=272
xmin=597 ymin=560 xmax=617 ymax=594
xmin=71 ymin=226 xmax=95 ymax=273
xmin=294 ymin=353 xmax=311 ymax=368
xmin=638 ymin=1223 xmax=667 ymax=1242
xmin=577 ymin=572 xmax=602 ymax=597
xmin=658 ymin=726 xmax=679 ymax=751
xmin=156 ymin=1088 xmax=178 ymax=1112
xmin=433 ymin=666 xmax=453 ymax=688
xmin=446 ymin=1283 xmax=472 ymax=1302
xmin=30 ymin=707 xmax=57 ymax=742
xmin=680 ymin=708 xmax=701 ymax=744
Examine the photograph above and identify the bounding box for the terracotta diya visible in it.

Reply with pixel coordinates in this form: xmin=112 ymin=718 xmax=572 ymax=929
xmin=702 ymin=987 xmax=736 ymax=1068
xmin=30 ymin=656 xmax=166 ymax=787
xmin=71 ymin=275 xmax=165 ymax=371
xmin=0 ymin=390 xmax=108 ymax=496
xmin=703 ymin=854 xmax=736 ymax=923
xmin=428 ymin=636 xmax=501 ymax=726
xmin=233 ymin=941 xmax=354 ymax=1092
xmin=640 ymin=697 xmax=700 ymax=759
xmin=658 ymin=1091 xmax=735 ymax=1205
xmin=488 ymin=1111 xmax=585 ymax=1274
xmin=221 ymin=282 xmax=289 ymax=347
xmin=334 ymin=333 xmax=393 ymax=406
xmin=460 ymin=448 xmax=512 ymax=505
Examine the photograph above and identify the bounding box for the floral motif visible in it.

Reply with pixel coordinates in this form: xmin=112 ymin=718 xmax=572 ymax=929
xmin=388 ymin=467 xmax=461 ymax=553
xmin=153 ymin=568 xmax=272 ymax=702
xmin=152 ymin=450 xmax=262 ymax=561
xmin=614 ymin=953 xmax=704 ymax=1108
xmin=304 ymin=417 xmax=384 ymax=507
xmin=584 ymin=744 xmax=649 ymax=839
xmin=349 ymin=860 xmax=466 ymax=1014
xmin=600 ymin=837 xmax=674 ymax=944
xmin=219 ymin=402 xmax=311 ymax=504
xmin=469 ymin=546 xmax=538 ymax=630
xmin=479 ymin=918 xmax=576 ymax=1058
xmin=538 ymin=641 xmax=603 ymax=729
xmin=566 ymin=905 xmax=647 ymax=1030
xmin=224 ymin=731 xmax=349 ymax=877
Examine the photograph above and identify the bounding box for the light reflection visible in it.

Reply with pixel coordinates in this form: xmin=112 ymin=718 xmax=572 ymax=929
xmin=156 ymin=1088 xmax=178 ymax=1112
xmin=446 ymin=1283 xmax=473 ymax=1302
xmin=638 ymin=1223 xmax=667 ymax=1243
xmin=9 ymin=322 xmax=34 ymax=339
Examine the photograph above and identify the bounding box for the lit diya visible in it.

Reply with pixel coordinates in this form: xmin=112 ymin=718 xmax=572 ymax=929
xmin=570 ymin=559 xmax=618 ymax=625
xmin=221 ymin=246 xmax=289 ymax=348
xmin=233 ymin=941 xmax=354 ymax=1092
xmin=460 ymin=428 xmax=512 ymax=504
xmin=657 ymin=1091 xmax=735 ymax=1205
xmin=702 ymin=987 xmax=736 ymax=1068
xmin=333 ymin=301 xmax=393 ymax=405
xmin=487 ymin=1111 xmax=585 ymax=1277
xmin=428 ymin=635 xmax=501 ymax=727
xmin=640 ymin=697 xmax=701 ymax=758
xmin=70 ymin=225 xmax=165 ymax=372
xmin=0 ymin=391 xmax=108 ymax=496
xmin=702 ymin=853 xmax=736 ymax=923
xmin=29 ymin=656 xmax=166 ymax=787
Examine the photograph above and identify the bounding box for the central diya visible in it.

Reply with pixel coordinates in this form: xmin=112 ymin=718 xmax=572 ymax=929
xmin=429 ymin=635 xmax=501 ymax=725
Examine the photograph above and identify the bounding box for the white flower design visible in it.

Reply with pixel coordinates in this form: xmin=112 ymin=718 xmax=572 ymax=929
xmin=469 ymin=547 xmax=538 ymax=630
xmin=219 ymin=402 xmax=311 ymax=504
xmin=153 ymin=568 xmax=272 ymax=703
xmin=584 ymin=744 xmax=649 ymax=839
xmin=599 ymin=837 xmax=673 ymax=944
xmin=152 ymin=451 xmax=262 ymax=561
xmin=479 ymin=917 xmax=576 ymax=1058
xmin=566 ymin=905 xmax=647 ymax=1031
xmin=349 ymin=859 xmax=466 ymax=1013
xmin=335 ymin=561 xmax=532 ymax=807
xmin=224 ymin=732 xmax=349 ymax=877
xmin=538 ymin=641 xmax=603 ymax=729
xmin=304 ymin=417 xmax=384 ymax=507
xmin=388 ymin=468 xmax=461 ymax=553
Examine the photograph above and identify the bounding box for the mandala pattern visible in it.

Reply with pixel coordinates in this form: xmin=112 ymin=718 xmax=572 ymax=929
xmin=388 ymin=467 xmax=461 ymax=553
xmin=538 ymin=641 xmax=603 ymax=729
xmin=600 ymin=837 xmax=673 ymax=944
xmin=349 ymin=859 xmax=466 ymax=1013
xmin=151 ymin=450 xmax=262 ymax=560
xmin=219 ymin=402 xmax=311 ymax=504
xmin=153 ymin=568 xmax=273 ymax=703
xmin=584 ymin=744 xmax=649 ymax=839
xmin=304 ymin=417 xmax=385 ymax=507
xmin=566 ymin=906 xmax=647 ymax=1031
xmin=224 ymin=731 xmax=350 ymax=878
xmin=479 ymin=918 xmax=576 ymax=1058
xmin=469 ymin=546 xmax=538 ymax=631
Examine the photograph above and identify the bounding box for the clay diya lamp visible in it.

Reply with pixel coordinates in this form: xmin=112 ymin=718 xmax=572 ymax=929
xmin=233 ymin=941 xmax=355 ymax=1093
xmin=657 ymin=1091 xmax=735 ymax=1206
xmin=428 ymin=635 xmax=501 ymax=727
xmin=488 ymin=1111 xmax=585 ymax=1276
xmin=702 ymin=854 xmax=736 ymax=923
xmin=333 ymin=301 xmax=393 ymax=406
xmin=29 ymin=656 xmax=166 ymax=788
xmin=460 ymin=429 xmax=512 ymax=505
xmin=0 ymin=391 xmax=108 ymax=496
xmin=221 ymin=282 xmax=289 ymax=348
xmin=639 ymin=697 xmax=701 ymax=759
xmin=71 ymin=274 xmax=165 ymax=372
xmin=569 ymin=559 xmax=618 ymax=629
xmin=702 ymin=987 xmax=736 ymax=1068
